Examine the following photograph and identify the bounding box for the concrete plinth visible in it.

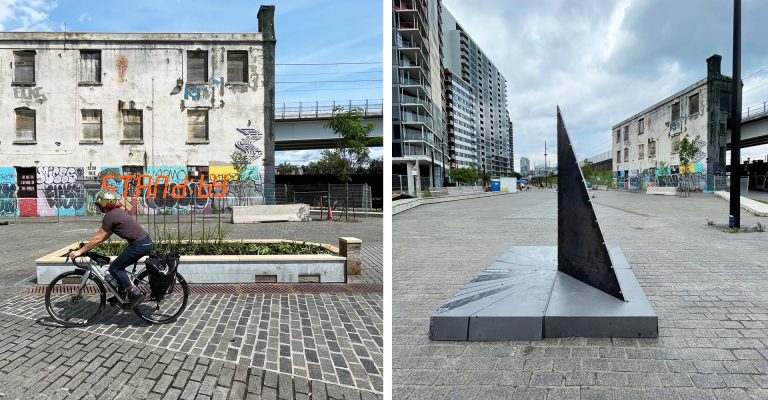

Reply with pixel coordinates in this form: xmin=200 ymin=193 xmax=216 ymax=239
xmin=429 ymin=246 xmax=658 ymax=341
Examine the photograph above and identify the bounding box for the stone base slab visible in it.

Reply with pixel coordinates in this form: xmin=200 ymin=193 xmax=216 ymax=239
xmin=429 ymin=246 xmax=658 ymax=341
xmin=232 ymin=204 xmax=311 ymax=223
xmin=646 ymin=187 xmax=678 ymax=196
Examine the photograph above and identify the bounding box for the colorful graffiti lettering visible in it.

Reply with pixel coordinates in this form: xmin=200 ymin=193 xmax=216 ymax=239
xmin=36 ymin=166 xmax=86 ymax=216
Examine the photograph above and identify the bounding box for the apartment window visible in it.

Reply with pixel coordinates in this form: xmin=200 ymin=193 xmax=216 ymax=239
xmin=15 ymin=108 xmax=35 ymax=142
xmin=80 ymin=51 xmax=101 ymax=83
xmin=187 ymin=109 xmax=208 ymax=141
xmin=617 ymin=150 xmax=621 ymax=163
xmin=13 ymin=51 xmax=35 ymax=84
xmin=81 ymin=109 xmax=102 ymax=141
xmin=615 ymin=130 xmax=620 ymax=143
xmin=623 ymin=126 xmax=628 ymax=141
xmin=638 ymin=144 xmax=644 ymax=159
xmin=227 ymin=51 xmax=248 ymax=83
xmin=649 ymin=141 xmax=656 ymax=158
xmin=671 ymin=102 xmax=680 ymax=122
xmin=122 ymin=110 xmax=142 ymax=140
xmin=187 ymin=51 xmax=208 ymax=82
xmin=672 ymin=135 xmax=680 ymax=153
xmin=638 ymin=118 xmax=644 ymax=135
xmin=689 ymin=93 xmax=700 ymax=115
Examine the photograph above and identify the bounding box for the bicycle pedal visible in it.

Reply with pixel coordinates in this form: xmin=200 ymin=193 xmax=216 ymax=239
xmin=107 ymin=297 xmax=118 ymax=307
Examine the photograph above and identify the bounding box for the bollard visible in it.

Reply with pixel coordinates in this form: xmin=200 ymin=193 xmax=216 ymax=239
xmin=339 ymin=237 xmax=362 ymax=275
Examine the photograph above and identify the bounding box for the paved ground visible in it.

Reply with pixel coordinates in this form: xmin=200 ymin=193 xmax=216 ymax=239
xmin=393 ymin=190 xmax=768 ymax=399
xmin=0 ymin=217 xmax=382 ymax=398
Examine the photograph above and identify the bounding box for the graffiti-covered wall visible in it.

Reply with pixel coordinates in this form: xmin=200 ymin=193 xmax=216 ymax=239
xmin=0 ymin=9 xmax=276 ymax=204
xmin=0 ymin=164 xmax=264 ymax=218
xmin=611 ymin=55 xmax=731 ymax=192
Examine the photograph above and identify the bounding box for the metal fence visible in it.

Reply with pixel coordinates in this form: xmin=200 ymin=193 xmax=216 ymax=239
xmin=275 ymin=99 xmax=383 ymax=120
xmin=0 ymin=183 xmax=375 ymax=223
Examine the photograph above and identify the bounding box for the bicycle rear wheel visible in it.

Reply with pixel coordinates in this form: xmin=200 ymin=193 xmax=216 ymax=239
xmin=45 ymin=270 xmax=106 ymax=327
xmin=132 ymin=270 xmax=189 ymax=324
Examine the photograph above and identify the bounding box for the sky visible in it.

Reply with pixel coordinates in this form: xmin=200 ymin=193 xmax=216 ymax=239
xmin=0 ymin=0 xmax=384 ymax=166
xmin=443 ymin=0 xmax=768 ymax=171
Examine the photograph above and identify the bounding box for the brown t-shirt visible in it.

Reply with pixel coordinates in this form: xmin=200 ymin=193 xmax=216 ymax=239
xmin=101 ymin=208 xmax=148 ymax=243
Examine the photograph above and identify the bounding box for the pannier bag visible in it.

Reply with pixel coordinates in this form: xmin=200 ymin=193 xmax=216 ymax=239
xmin=145 ymin=252 xmax=180 ymax=300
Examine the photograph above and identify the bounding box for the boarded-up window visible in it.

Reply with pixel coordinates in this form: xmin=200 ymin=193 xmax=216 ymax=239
xmin=671 ymin=102 xmax=680 ymax=121
xmin=187 ymin=51 xmax=208 ymax=82
xmin=689 ymin=93 xmax=699 ymax=115
xmin=638 ymin=118 xmax=644 ymax=135
xmin=14 ymin=51 xmax=35 ymax=83
xmin=617 ymin=150 xmax=621 ymax=163
xmin=649 ymin=141 xmax=656 ymax=158
xmin=227 ymin=51 xmax=248 ymax=83
xmin=80 ymin=51 xmax=101 ymax=83
xmin=187 ymin=109 xmax=208 ymax=141
xmin=15 ymin=108 xmax=35 ymax=141
xmin=624 ymin=148 xmax=629 ymax=161
xmin=623 ymin=126 xmax=628 ymax=140
xmin=81 ymin=109 xmax=102 ymax=140
xmin=638 ymin=144 xmax=644 ymax=159
xmin=672 ymin=136 xmax=680 ymax=153
xmin=122 ymin=110 xmax=142 ymax=140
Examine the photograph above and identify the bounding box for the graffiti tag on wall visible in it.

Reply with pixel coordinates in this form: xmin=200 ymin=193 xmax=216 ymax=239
xmin=0 ymin=167 xmax=18 ymax=217
xmin=14 ymin=87 xmax=47 ymax=103
xmin=235 ymin=128 xmax=263 ymax=162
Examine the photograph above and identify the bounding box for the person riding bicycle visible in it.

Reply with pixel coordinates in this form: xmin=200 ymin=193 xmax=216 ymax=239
xmin=68 ymin=189 xmax=152 ymax=309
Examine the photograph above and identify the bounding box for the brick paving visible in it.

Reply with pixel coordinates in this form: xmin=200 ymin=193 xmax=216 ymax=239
xmin=0 ymin=217 xmax=382 ymax=398
xmin=393 ymin=190 xmax=768 ymax=399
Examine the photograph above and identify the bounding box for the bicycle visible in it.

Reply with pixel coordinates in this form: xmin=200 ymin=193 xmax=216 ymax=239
xmin=44 ymin=247 xmax=189 ymax=327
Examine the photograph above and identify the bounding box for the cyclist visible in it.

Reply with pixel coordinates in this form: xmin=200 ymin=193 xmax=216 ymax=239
xmin=68 ymin=189 xmax=152 ymax=309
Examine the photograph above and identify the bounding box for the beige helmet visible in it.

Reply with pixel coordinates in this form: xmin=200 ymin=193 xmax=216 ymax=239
xmin=94 ymin=189 xmax=119 ymax=209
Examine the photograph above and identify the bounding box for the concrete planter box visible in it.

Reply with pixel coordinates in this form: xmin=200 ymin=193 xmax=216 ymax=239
xmin=36 ymin=239 xmax=357 ymax=284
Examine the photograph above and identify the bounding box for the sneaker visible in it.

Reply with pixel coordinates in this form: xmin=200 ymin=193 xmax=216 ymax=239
xmin=127 ymin=288 xmax=145 ymax=309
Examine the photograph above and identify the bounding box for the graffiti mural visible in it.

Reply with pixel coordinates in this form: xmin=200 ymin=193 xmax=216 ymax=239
xmin=0 ymin=167 xmax=18 ymax=217
xmin=235 ymin=128 xmax=264 ymax=162
xmin=36 ymin=167 xmax=86 ymax=216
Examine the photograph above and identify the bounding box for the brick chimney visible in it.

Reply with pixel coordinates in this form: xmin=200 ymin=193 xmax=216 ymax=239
xmin=707 ymin=54 xmax=722 ymax=76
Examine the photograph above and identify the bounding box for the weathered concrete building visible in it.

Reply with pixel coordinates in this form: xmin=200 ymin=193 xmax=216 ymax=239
xmin=0 ymin=6 xmax=276 ymax=217
xmin=612 ymin=55 xmax=731 ymax=191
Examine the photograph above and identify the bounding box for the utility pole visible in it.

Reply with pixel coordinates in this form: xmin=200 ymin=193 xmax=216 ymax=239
xmin=729 ymin=0 xmax=742 ymax=228
xmin=544 ymin=141 xmax=549 ymax=188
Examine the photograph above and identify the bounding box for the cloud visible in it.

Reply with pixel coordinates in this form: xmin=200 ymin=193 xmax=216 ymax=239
xmin=77 ymin=12 xmax=90 ymax=22
xmin=0 ymin=0 xmax=57 ymax=31
xmin=443 ymin=0 xmax=768 ymax=172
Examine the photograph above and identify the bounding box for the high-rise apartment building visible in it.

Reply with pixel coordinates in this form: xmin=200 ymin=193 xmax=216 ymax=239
xmin=520 ymin=157 xmax=530 ymax=174
xmin=441 ymin=5 xmax=513 ymax=179
xmin=393 ymin=0 xmax=446 ymax=195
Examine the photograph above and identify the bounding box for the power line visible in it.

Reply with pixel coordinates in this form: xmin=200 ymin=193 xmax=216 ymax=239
xmin=744 ymin=65 xmax=768 ymax=80
xmin=276 ymin=62 xmax=382 ymax=66
xmin=278 ymin=86 xmax=382 ymax=92
xmin=277 ymin=71 xmax=382 ymax=77
xmin=276 ymin=79 xmax=381 ymax=84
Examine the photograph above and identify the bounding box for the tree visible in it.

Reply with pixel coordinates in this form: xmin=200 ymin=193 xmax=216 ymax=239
xmin=276 ymin=162 xmax=299 ymax=175
xmin=366 ymin=157 xmax=383 ymax=175
xmin=581 ymin=160 xmax=594 ymax=181
xmin=449 ymin=167 xmax=479 ymax=185
xmin=324 ymin=107 xmax=375 ymax=220
xmin=679 ymin=134 xmax=700 ymax=197
xmin=229 ymin=151 xmax=255 ymax=206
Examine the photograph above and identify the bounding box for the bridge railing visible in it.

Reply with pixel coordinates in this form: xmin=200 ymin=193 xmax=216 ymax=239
xmin=276 ymin=99 xmax=383 ymax=120
xmin=743 ymin=101 xmax=768 ymax=122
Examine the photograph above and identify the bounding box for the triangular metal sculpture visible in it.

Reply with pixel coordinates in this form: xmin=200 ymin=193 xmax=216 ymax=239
xmin=557 ymin=106 xmax=625 ymax=301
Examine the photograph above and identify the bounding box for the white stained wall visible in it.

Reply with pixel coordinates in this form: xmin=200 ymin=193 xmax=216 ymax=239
xmin=0 ymin=33 xmax=268 ymax=169
xmin=612 ymin=79 xmax=709 ymax=173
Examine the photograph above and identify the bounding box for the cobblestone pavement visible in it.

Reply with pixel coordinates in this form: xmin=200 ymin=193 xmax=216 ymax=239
xmin=0 ymin=217 xmax=382 ymax=398
xmin=393 ymin=190 xmax=768 ymax=399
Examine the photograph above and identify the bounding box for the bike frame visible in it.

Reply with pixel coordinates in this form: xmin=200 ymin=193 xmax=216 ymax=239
xmin=75 ymin=258 xmax=144 ymax=305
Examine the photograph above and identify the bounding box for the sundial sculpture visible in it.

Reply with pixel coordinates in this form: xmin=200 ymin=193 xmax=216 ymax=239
xmin=429 ymin=108 xmax=658 ymax=340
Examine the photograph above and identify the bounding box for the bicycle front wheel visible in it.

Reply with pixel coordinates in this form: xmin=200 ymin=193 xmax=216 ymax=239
xmin=45 ymin=270 xmax=106 ymax=327
xmin=133 ymin=271 xmax=189 ymax=324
